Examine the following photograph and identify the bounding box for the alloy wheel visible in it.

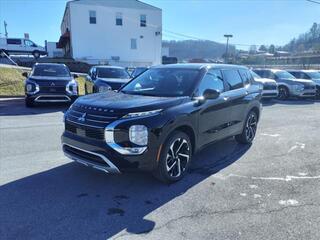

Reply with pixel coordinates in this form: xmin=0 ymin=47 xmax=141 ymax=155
xmin=166 ymin=138 xmax=190 ymax=178
xmin=245 ymin=113 xmax=257 ymax=142
xmin=278 ymin=87 xmax=288 ymax=100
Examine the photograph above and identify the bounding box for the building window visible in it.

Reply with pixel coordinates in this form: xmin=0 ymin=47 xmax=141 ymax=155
xmin=116 ymin=12 xmax=123 ymax=26
xmin=140 ymin=14 xmax=146 ymax=27
xmin=131 ymin=39 xmax=137 ymax=49
xmin=89 ymin=10 xmax=96 ymax=24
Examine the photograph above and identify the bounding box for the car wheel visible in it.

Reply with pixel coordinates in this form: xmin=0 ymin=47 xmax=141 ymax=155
xmin=278 ymin=86 xmax=289 ymax=100
xmin=153 ymin=131 xmax=192 ymax=183
xmin=25 ymin=98 xmax=34 ymax=108
xmin=236 ymin=111 xmax=258 ymax=144
xmin=316 ymin=86 xmax=320 ymax=99
xmin=33 ymin=51 xmax=40 ymax=59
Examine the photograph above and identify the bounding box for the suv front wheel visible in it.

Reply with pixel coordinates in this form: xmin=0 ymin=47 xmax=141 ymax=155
xmin=32 ymin=51 xmax=40 ymax=59
xmin=153 ymin=131 xmax=192 ymax=183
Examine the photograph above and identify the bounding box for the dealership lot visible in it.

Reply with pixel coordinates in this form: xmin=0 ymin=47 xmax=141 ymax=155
xmin=0 ymin=98 xmax=320 ymax=240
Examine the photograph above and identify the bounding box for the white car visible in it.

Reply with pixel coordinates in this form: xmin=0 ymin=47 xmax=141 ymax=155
xmin=0 ymin=38 xmax=47 ymax=58
xmin=250 ymin=70 xmax=278 ymax=99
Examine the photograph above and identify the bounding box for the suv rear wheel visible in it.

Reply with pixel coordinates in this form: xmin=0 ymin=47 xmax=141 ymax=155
xmin=153 ymin=131 xmax=192 ymax=183
xmin=236 ymin=111 xmax=258 ymax=144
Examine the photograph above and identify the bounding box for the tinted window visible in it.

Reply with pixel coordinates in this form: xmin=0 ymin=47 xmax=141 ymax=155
xmin=306 ymin=71 xmax=320 ymax=79
xmin=222 ymin=69 xmax=243 ymax=90
xmin=32 ymin=65 xmax=71 ymax=77
xmin=198 ymin=69 xmax=224 ymax=95
xmin=97 ymin=68 xmax=130 ymax=79
xmin=239 ymin=69 xmax=253 ymax=85
xmin=7 ymin=39 xmax=21 ymax=45
xmin=25 ymin=40 xmax=36 ymax=47
xmin=116 ymin=12 xmax=123 ymax=26
xmin=274 ymin=71 xmax=295 ymax=79
xmin=140 ymin=14 xmax=146 ymax=27
xmin=121 ymin=68 xmax=200 ymax=97
xmin=131 ymin=67 xmax=148 ymax=78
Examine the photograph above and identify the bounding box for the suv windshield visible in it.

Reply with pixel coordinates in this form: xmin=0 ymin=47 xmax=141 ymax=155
xmin=121 ymin=68 xmax=200 ymax=97
xmin=32 ymin=65 xmax=70 ymax=77
xmin=97 ymin=68 xmax=130 ymax=79
xmin=306 ymin=71 xmax=320 ymax=79
xmin=250 ymin=70 xmax=261 ymax=79
xmin=274 ymin=71 xmax=295 ymax=79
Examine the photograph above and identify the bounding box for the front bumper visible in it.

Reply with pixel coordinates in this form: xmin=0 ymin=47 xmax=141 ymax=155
xmin=291 ymin=89 xmax=316 ymax=98
xmin=26 ymin=92 xmax=78 ymax=103
xmin=61 ymin=129 xmax=160 ymax=173
xmin=262 ymin=90 xmax=278 ymax=98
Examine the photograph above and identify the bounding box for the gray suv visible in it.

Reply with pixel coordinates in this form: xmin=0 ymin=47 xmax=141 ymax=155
xmin=287 ymin=70 xmax=320 ymax=98
xmin=253 ymin=69 xmax=316 ymax=100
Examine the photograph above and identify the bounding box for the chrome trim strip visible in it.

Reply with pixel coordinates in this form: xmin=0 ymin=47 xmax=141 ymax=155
xmin=70 ymin=109 xmax=118 ymax=119
xmin=68 ymin=113 xmax=108 ymax=124
xmin=63 ymin=143 xmax=121 ymax=174
xmin=35 ymin=95 xmax=71 ymax=102
xmin=105 ymin=119 xmax=147 ymax=155
xmin=66 ymin=119 xmax=105 ymax=129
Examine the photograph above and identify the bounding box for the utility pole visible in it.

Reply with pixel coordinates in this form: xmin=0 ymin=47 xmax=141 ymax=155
xmin=224 ymin=34 xmax=233 ymax=63
xmin=4 ymin=21 xmax=8 ymax=38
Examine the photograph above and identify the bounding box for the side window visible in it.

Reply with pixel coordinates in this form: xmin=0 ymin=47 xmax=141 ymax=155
xmin=301 ymin=73 xmax=310 ymax=79
xmin=239 ymin=69 xmax=252 ymax=85
xmin=131 ymin=39 xmax=137 ymax=49
xmin=7 ymin=39 xmax=22 ymax=45
xmin=89 ymin=10 xmax=96 ymax=24
xmin=25 ymin=40 xmax=35 ymax=47
xmin=198 ymin=70 xmax=224 ymax=95
xmin=290 ymin=72 xmax=299 ymax=78
xmin=222 ymin=69 xmax=244 ymax=90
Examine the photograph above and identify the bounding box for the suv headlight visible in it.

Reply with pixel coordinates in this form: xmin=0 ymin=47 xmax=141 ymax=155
xmin=293 ymin=84 xmax=304 ymax=91
xmin=122 ymin=109 xmax=162 ymax=119
xmin=129 ymin=125 xmax=148 ymax=146
xmin=99 ymin=85 xmax=112 ymax=92
xmin=66 ymin=81 xmax=78 ymax=95
xmin=26 ymin=82 xmax=39 ymax=94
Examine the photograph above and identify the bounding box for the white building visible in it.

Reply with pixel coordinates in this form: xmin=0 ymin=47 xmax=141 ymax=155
xmin=58 ymin=0 xmax=162 ymax=67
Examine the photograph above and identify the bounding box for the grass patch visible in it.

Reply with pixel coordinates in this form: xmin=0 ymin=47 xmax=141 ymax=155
xmin=0 ymin=67 xmax=86 ymax=96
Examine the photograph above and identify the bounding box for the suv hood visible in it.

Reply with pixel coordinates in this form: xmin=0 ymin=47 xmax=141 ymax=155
xmin=76 ymin=91 xmax=186 ymax=112
xmin=28 ymin=76 xmax=74 ymax=86
xmin=254 ymin=78 xmax=277 ymax=84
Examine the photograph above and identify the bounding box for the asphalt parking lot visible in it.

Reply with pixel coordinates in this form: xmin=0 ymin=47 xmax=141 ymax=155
xmin=0 ymin=98 xmax=320 ymax=240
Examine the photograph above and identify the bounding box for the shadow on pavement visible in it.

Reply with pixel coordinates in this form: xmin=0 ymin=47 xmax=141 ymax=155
xmin=0 ymin=138 xmax=250 ymax=240
xmin=0 ymin=98 xmax=70 ymax=116
xmin=262 ymin=98 xmax=318 ymax=107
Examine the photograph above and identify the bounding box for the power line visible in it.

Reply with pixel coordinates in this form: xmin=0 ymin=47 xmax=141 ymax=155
xmin=306 ymin=0 xmax=320 ymax=4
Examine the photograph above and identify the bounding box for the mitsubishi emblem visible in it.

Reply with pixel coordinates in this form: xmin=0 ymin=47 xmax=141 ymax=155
xmin=50 ymin=82 xmax=55 ymax=86
xmin=78 ymin=113 xmax=86 ymax=122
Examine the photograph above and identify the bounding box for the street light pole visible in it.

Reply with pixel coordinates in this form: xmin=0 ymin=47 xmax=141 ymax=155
xmin=224 ymin=34 xmax=233 ymax=63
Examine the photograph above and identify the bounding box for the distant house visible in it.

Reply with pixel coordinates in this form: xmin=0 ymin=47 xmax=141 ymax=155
xmin=58 ymin=0 xmax=162 ymax=67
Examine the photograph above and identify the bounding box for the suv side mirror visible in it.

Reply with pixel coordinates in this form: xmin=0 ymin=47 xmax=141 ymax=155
xmin=203 ymin=89 xmax=220 ymax=100
xmin=73 ymin=74 xmax=78 ymax=78
xmin=22 ymin=72 xmax=28 ymax=78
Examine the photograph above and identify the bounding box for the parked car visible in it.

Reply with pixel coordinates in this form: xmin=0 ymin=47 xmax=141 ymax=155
xmin=0 ymin=37 xmax=47 ymax=58
xmin=23 ymin=63 xmax=78 ymax=107
xmin=62 ymin=64 xmax=262 ymax=183
xmin=253 ymin=69 xmax=316 ymax=100
xmin=250 ymin=70 xmax=278 ymax=99
xmin=287 ymin=70 xmax=320 ymax=98
xmin=130 ymin=67 xmax=148 ymax=78
xmin=85 ymin=66 xmax=131 ymax=94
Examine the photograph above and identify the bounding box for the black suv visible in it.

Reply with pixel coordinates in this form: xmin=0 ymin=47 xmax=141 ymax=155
xmin=23 ymin=63 xmax=79 ymax=107
xmin=62 ymin=64 xmax=262 ymax=183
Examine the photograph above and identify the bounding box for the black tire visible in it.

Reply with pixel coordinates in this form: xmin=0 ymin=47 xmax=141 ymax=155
xmin=153 ymin=131 xmax=192 ymax=183
xmin=235 ymin=111 xmax=258 ymax=144
xmin=25 ymin=98 xmax=34 ymax=108
xmin=316 ymin=86 xmax=320 ymax=99
xmin=33 ymin=51 xmax=40 ymax=59
xmin=278 ymin=86 xmax=289 ymax=100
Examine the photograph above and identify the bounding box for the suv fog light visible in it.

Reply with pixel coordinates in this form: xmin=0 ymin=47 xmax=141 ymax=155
xmin=129 ymin=125 xmax=148 ymax=146
xmin=26 ymin=84 xmax=33 ymax=92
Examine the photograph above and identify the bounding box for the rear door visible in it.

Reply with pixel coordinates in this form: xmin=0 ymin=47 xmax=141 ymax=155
xmin=220 ymin=68 xmax=249 ymax=135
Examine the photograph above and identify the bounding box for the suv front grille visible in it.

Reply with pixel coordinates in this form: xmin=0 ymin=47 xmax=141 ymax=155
xmin=40 ymin=86 xmax=66 ymax=93
xmin=65 ymin=121 xmax=105 ymax=140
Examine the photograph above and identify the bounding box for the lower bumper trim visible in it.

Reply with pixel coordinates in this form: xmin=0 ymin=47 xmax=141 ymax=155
xmin=35 ymin=95 xmax=71 ymax=102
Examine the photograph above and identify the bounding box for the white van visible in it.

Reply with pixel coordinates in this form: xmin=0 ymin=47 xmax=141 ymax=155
xmin=0 ymin=38 xmax=47 ymax=58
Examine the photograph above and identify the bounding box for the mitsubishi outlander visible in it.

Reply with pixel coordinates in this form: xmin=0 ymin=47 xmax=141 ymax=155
xmin=62 ymin=64 xmax=262 ymax=183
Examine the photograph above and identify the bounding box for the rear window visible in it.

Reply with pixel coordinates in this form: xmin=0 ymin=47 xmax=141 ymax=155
xmin=32 ymin=65 xmax=71 ymax=77
xmin=97 ymin=68 xmax=130 ymax=79
xmin=7 ymin=39 xmax=22 ymax=45
xmin=222 ymin=69 xmax=244 ymax=90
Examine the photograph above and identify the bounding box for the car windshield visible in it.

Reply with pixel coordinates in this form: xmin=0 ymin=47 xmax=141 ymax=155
xmin=250 ymin=70 xmax=261 ymax=79
xmin=32 ymin=65 xmax=70 ymax=77
xmin=97 ymin=68 xmax=130 ymax=79
xmin=274 ymin=71 xmax=295 ymax=79
xmin=121 ymin=68 xmax=200 ymax=97
xmin=306 ymin=71 xmax=320 ymax=79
